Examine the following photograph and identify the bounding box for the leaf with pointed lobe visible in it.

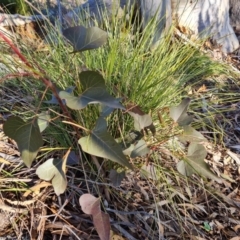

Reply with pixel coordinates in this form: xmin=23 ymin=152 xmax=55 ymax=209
xmin=63 ymin=26 xmax=108 ymax=52
xmin=3 ymin=116 xmax=43 ymax=167
xmin=79 ymin=117 xmax=133 ymax=169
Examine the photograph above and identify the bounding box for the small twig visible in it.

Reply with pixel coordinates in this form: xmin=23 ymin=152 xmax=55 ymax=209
xmin=0 ymin=31 xmax=31 ymax=68
xmin=0 ymin=202 xmax=28 ymax=214
xmin=174 ymin=28 xmax=205 ymax=52
xmin=0 ymin=178 xmax=32 ymax=182
xmin=106 ymin=208 xmax=154 ymax=216
xmin=91 ymin=155 xmax=102 ymax=175
xmin=53 ymin=192 xmax=75 ymax=223
xmin=62 ymin=120 xmax=89 ymax=132
xmin=4 ymin=198 xmax=36 ymax=206
xmin=111 ymin=219 xmax=138 ymax=240
xmin=91 ymin=155 xmax=111 ymax=201
xmin=38 ymin=202 xmax=84 ymax=236
xmin=36 ymin=86 xmax=49 ymax=113
xmin=76 ymin=147 xmax=90 ymax=193
xmin=64 ymin=226 xmax=82 ymax=240
xmin=0 ymin=72 xmax=34 ymax=83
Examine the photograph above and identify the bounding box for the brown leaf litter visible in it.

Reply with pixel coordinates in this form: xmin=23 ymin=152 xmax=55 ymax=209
xmin=1 ymin=81 xmax=240 ymax=239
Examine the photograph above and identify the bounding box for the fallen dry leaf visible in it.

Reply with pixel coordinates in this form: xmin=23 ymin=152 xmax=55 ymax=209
xmin=80 ymin=194 xmax=111 ymax=240
xmin=23 ymin=181 xmax=52 ymax=197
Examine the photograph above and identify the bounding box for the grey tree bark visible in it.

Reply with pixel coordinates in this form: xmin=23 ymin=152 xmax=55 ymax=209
xmin=64 ymin=0 xmax=240 ymax=53
xmin=172 ymin=0 xmax=239 ymax=53
xmin=64 ymin=0 xmax=172 ymax=50
xmin=229 ymin=0 xmax=240 ymax=28
xmin=139 ymin=0 xmax=171 ymax=49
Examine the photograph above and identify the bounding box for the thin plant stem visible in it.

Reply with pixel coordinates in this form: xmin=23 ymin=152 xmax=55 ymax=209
xmin=0 ymin=31 xmax=81 ymax=138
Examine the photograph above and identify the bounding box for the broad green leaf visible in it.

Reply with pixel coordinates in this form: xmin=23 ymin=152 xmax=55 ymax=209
xmin=177 ymin=143 xmax=222 ymax=183
xmin=169 ymin=98 xmax=193 ymax=126
xmin=179 ymin=125 xmax=207 ymax=143
xmin=44 ymin=86 xmax=75 ymax=105
xmin=37 ymin=112 xmax=50 ymax=132
xmin=170 ymin=98 xmax=190 ymax=122
xmin=79 ymin=194 xmax=111 ymax=240
xmin=36 ymin=157 xmax=67 ymax=196
xmin=131 ymin=140 xmax=150 ymax=158
xmin=59 ymin=71 xmax=125 ymax=110
xmin=3 ymin=116 xmax=43 ymax=167
xmin=187 ymin=143 xmax=207 ymax=161
xmin=128 ymin=112 xmax=152 ymax=130
xmin=59 ymin=90 xmax=124 ymax=110
xmin=178 ymin=114 xmax=193 ymax=126
xmin=183 ymin=126 xmax=207 ymax=142
xmin=177 ymin=158 xmax=222 ymax=182
xmin=123 ymin=140 xmax=150 ymax=158
xmin=100 ymin=104 xmax=114 ymax=118
xmin=79 ymin=117 xmax=133 ymax=169
xmin=127 ymin=103 xmax=156 ymax=134
xmin=177 ymin=160 xmax=195 ymax=176
xmin=80 ymin=71 xmax=105 ymax=89
xmin=63 ymin=26 xmax=108 ymax=52
xmin=109 ymin=169 xmax=125 ymax=187
xmin=119 ymin=130 xmax=143 ymax=150
xmin=123 ymin=144 xmax=135 ymax=156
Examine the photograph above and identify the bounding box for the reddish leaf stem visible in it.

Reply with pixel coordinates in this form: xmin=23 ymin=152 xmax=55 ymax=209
xmin=0 ymin=31 xmax=81 ymax=137
xmin=0 ymin=72 xmax=33 ymax=82
xmin=0 ymin=32 xmax=32 ymax=68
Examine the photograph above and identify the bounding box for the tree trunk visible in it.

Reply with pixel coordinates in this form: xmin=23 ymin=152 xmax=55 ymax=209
xmin=139 ymin=0 xmax=171 ymax=50
xmin=64 ymin=0 xmax=239 ymax=53
xmin=64 ymin=0 xmax=171 ymax=50
xmin=229 ymin=0 xmax=240 ymax=28
xmin=172 ymin=0 xmax=239 ymax=53
xmin=64 ymin=0 xmax=135 ymax=26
